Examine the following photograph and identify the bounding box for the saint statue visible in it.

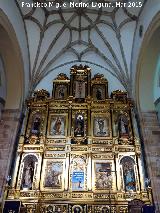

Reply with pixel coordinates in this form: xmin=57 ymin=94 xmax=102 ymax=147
xmin=22 ymin=162 xmax=34 ymax=189
xmin=96 ymin=88 xmax=102 ymax=100
xmin=58 ymin=86 xmax=65 ymax=99
xmin=31 ymin=116 xmax=41 ymax=136
xmin=74 ymin=115 xmax=84 ymax=137
xmin=121 ymin=158 xmax=136 ymax=191
xmin=118 ymin=114 xmax=129 ymax=136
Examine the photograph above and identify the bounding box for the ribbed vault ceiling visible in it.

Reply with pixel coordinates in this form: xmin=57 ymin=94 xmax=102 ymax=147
xmin=16 ymin=0 xmax=145 ymax=95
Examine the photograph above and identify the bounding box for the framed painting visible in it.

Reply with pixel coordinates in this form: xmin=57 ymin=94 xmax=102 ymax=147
xmin=41 ymin=159 xmax=65 ymax=191
xmin=92 ymin=160 xmax=116 ymax=191
xmin=94 ymin=162 xmax=112 ymax=190
xmin=92 ymin=114 xmax=111 ymax=138
xmin=47 ymin=114 xmax=68 ymax=138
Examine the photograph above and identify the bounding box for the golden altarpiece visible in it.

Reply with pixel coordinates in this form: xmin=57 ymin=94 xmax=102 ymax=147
xmin=5 ymin=65 xmax=152 ymax=212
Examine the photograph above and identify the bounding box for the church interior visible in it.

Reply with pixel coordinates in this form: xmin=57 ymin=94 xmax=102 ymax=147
xmin=0 ymin=0 xmax=160 ymax=212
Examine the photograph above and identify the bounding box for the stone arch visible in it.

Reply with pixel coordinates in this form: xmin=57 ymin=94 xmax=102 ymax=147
xmin=136 ymin=12 xmax=160 ymax=112
xmin=0 ymin=10 xmax=25 ymax=202
xmin=135 ymin=12 xmax=160 ymax=211
xmin=0 ymin=9 xmax=25 ymax=109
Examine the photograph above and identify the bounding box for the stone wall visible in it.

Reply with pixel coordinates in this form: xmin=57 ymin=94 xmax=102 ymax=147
xmin=141 ymin=111 xmax=160 ymax=213
xmin=0 ymin=109 xmax=21 ymax=203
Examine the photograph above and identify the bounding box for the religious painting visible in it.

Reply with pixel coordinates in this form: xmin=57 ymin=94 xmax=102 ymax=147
xmin=120 ymin=156 xmax=136 ymax=191
xmin=54 ymin=84 xmax=68 ymax=100
xmin=92 ymin=114 xmax=111 ymax=138
xmin=92 ymin=84 xmax=106 ymax=101
xmin=47 ymin=114 xmax=67 ymax=138
xmin=74 ymin=114 xmax=85 ymax=137
xmin=94 ymin=162 xmax=112 ymax=190
xmin=70 ymin=155 xmax=87 ymax=191
xmin=43 ymin=161 xmax=64 ymax=189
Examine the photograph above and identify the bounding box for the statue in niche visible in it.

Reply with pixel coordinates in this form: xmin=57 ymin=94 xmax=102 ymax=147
xmin=121 ymin=157 xmax=136 ymax=191
xmin=58 ymin=87 xmax=65 ymax=99
xmin=74 ymin=114 xmax=84 ymax=137
xmin=21 ymin=162 xmax=34 ymax=189
xmin=118 ymin=114 xmax=129 ymax=137
xmin=96 ymin=88 xmax=103 ymax=100
xmin=30 ymin=115 xmax=41 ymax=137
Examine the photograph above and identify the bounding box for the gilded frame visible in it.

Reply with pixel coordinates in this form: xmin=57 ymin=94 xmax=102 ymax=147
xmin=47 ymin=113 xmax=68 ymax=138
xmin=26 ymin=108 xmax=47 ymax=139
xmin=40 ymin=159 xmax=65 ymax=191
xmin=91 ymin=113 xmax=112 ymax=139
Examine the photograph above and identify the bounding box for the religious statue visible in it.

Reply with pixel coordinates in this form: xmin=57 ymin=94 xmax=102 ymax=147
xmin=96 ymin=88 xmax=102 ymax=100
xmin=30 ymin=116 xmax=41 ymax=137
xmin=121 ymin=157 xmax=136 ymax=191
xmin=118 ymin=114 xmax=129 ymax=137
xmin=21 ymin=162 xmax=34 ymax=189
xmin=74 ymin=114 xmax=84 ymax=137
xmin=57 ymin=85 xmax=66 ymax=100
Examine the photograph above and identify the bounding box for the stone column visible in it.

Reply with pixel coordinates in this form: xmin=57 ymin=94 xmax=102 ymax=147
xmin=0 ymin=109 xmax=21 ymax=203
xmin=140 ymin=111 xmax=160 ymax=212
